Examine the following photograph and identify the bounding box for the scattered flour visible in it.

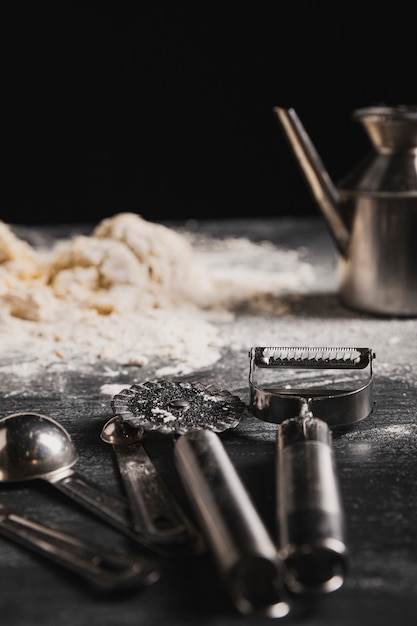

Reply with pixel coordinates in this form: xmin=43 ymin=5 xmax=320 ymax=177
xmin=344 ymin=423 xmax=417 ymax=442
xmin=100 ymin=383 xmax=132 ymax=397
xmin=0 ymin=212 xmax=315 ymax=378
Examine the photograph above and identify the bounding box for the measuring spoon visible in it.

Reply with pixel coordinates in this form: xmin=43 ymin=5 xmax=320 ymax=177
xmin=100 ymin=415 xmax=204 ymax=557
xmin=0 ymin=411 xmax=171 ymax=557
xmin=0 ymin=502 xmax=159 ymax=589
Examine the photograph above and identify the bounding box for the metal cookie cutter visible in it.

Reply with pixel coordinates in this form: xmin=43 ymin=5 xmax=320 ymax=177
xmin=248 ymin=346 xmax=375 ymax=595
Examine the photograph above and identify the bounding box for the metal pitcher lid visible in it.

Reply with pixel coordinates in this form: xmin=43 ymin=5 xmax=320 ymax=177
xmin=353 ymin=104 xmax=417 ymax=122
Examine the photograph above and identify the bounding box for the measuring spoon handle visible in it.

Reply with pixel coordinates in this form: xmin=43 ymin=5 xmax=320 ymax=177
xmin=50 ymin=469 xmax=202 ymax=559
xmin=113 ymin=442 xmax=199 ymax=544
xmin=0 ymin=503 xmax=159 ymax=588
xmin=48 ymin=470 xmax=160 ymax=551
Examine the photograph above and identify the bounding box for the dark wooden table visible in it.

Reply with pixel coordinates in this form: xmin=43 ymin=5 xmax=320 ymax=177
xmin=1 ymin=218 xmax=416 ymax=625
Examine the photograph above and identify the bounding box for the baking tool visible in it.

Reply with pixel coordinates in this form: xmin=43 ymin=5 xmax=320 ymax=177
xmin=111 ymin=380 xmax=290 ymax=618
xmin=0 ymin=502 xmax=159 ymax=589
xmin=249 ymin=346 xmax=375 ymax=594
xmin=100 ymin=415 xmax=204 ymax=558
xmin=111 ymin=380 xmax=246 ymax=435
xmin=0 ymin=411 xmax=170 ymax=558
xmin=274 ymin=105 xmax=417 ymax=316
xmin=175 ymin=429 xmax=290 ymax=618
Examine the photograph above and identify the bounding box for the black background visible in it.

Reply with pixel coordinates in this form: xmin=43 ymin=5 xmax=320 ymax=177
xmin=2 ymin=2 xmax=416 ymax=225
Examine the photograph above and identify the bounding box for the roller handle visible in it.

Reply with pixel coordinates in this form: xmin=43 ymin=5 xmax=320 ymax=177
xmin=276 ymin=416 xmax=348 ymax=594
xmin=174 ymin=429 xmax=290 ymax=618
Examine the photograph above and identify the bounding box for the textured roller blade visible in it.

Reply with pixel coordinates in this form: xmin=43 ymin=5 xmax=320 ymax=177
xmin=250 ymin=347 xmax=373 ymax=370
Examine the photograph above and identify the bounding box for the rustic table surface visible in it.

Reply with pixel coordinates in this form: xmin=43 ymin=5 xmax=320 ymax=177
xmin=0 ymin=217 xmax=416 ymax=626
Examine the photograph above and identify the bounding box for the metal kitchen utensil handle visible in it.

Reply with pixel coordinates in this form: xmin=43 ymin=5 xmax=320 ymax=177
xmin=51 ymin=470 xmax=137 ymax=530
xmin=48 ymin=469 xmax=174 ymax=554
xmin=112 ymin=443 xmax=194 ymax=542
xmin=277 ymin=416 xmax=347 ymax=594
xmin=174 ymin=429 xmax=290 ymax=619
xmin=0 ymin=503 xmax=159 ymax=588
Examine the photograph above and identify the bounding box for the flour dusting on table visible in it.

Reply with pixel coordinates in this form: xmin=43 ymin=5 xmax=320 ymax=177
xmin=0 ymin=212 xmax=315 ymax=378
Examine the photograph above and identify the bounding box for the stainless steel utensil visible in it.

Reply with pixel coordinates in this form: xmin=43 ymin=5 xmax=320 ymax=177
xmin=0 ymin=411 xmax=170 ymax=557
xmin=274 ymin=105 xmax=417 ymax=316
xmin=100 ymin=415 xmax=204 ymax=557
xmin=175 ymin=429 xmax=290 ymax=618
xmin=249 ymin=346 xmax=375 ymax=595
xmin=0 ymin=502 xmax=159 ymax=589
xmin=111 ymin=380 xmax=290 ymax=617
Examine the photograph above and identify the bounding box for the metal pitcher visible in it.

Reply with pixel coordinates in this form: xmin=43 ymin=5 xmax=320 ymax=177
xmin=274 ymin=105 xmax=417 ymax=316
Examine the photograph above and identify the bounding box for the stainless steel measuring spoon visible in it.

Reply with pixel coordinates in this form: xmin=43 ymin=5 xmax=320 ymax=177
xmin=100 ymin=415 xmax=204 ymax=557
xmin=0 ymin=502 xmax=159 ymax=589
xmin=0 ymin=411 xmax=173 ymax=557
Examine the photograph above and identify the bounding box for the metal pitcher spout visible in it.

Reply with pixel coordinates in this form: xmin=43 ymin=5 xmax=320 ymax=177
xmin=273 ymin=107 xmax=350 ymax=258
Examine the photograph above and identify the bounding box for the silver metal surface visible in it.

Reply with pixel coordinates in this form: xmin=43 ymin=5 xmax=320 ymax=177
xmin=277 ymin=417 xmax=346 ymax=594
xmin=0 ymin=503 xmax=160 ymax=589
xmin=0 ymin=412 xmax=169 ymax=558
xmin=248 ymin=346 xmax=375 ymax=594
xmin=100 ymin=415 xmax=204 ymax=557
xmin=274 ymin=105 xmax=417 ymax=316
xmin=111 ymin=380 xmax=246 ymax=434
xmin=174 ymin=429 xmax=290 ymax=618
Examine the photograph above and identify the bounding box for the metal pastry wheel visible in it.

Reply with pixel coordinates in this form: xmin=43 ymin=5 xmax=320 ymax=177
xmin=111 ymin=380 xmax=247 ymax=435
